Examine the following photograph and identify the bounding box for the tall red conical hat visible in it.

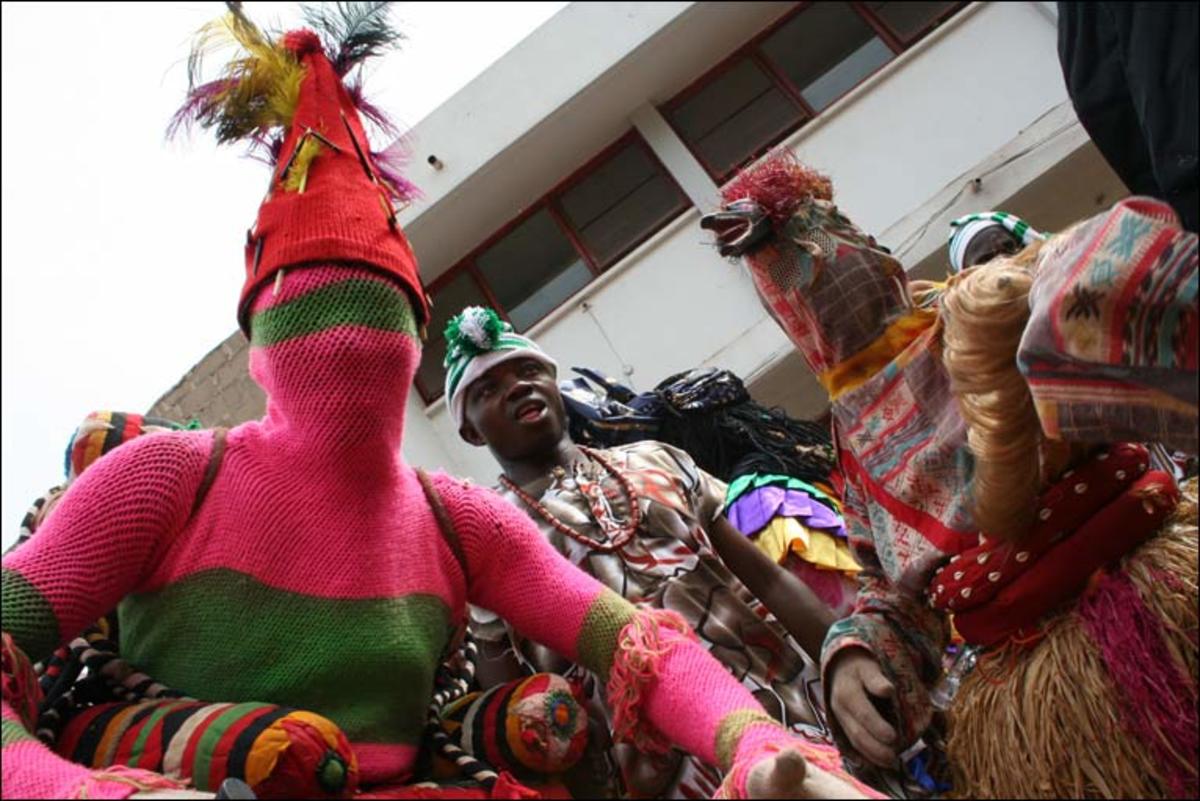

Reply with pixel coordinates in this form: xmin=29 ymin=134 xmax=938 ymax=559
xmin=170 ymin=4 xmax=429 ymax=335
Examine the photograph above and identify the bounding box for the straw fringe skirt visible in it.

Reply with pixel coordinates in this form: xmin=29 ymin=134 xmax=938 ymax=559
xmin=946 ymin=480 xmax=1198 ymax=799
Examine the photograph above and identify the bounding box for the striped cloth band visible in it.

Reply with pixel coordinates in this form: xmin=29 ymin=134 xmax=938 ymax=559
xmin=948 ymin=211 xmax=1045 ymax=273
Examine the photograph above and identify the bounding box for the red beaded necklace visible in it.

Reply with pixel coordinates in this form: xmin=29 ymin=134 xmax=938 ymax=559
xmin=499 ymin=446 xmax=642 ymax=552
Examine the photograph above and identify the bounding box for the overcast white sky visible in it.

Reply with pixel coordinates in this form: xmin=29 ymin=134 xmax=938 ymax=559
xmin=0 ymin=1 xmax=567 ymax=551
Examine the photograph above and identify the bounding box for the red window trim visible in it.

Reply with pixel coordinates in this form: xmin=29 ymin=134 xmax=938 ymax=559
xmin=661 ymin=1 xmax=967 ymax=183
xmin=414 ymin=129 xmax=690 ymax=405
xmin=854 ymin=1 xmax=966 ymax=48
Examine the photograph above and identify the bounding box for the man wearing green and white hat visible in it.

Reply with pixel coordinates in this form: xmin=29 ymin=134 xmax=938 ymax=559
xmin=442 ymin=306 xmax=860 ymax=800
xmin=947 ymin=210 xmax=1046 ymax=273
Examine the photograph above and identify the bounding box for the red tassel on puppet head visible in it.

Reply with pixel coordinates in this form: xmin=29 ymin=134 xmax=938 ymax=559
xmin=720 ymin=149 xmax=833 ymax=226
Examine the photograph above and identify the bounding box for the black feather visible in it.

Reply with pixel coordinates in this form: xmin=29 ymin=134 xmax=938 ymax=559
xmin=301 ymin=2 xmax=403 ymax=77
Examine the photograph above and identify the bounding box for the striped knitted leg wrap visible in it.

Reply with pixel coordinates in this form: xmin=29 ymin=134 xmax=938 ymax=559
xmin=423 ymin=632 xmax=501 ymax=790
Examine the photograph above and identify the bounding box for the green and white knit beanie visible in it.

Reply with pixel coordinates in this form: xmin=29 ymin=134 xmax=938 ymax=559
xmin=443 ymin=306 xmax=558 ymax=429
xmin=948 ymin=211 xmax=1045 ymax=273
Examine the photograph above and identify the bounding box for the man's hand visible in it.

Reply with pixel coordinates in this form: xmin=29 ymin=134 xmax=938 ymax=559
xmin=828 ymin=648 xmax=899 ymax=768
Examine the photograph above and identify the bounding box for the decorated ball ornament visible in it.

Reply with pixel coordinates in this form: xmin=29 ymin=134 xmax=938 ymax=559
xmin=444 ymin=673 xmax=589 ymax=779
xmin=64 ymin=411 xmax=189 ymax=482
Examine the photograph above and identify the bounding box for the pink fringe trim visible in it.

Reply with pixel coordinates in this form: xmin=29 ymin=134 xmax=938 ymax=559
xmin=1 ymin=632 xmax=41 ymax=731
xmin=606 ymin=608 xmax=695 ymax=754
xmin=1078 ymin=570 xmax=1199 ymax=799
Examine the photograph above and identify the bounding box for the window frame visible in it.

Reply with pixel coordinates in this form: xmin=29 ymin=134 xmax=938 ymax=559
xmin=414 ymin=130 xmax=690 ymax=404
xmin=661 ymin=1 xmax=966 ymax=184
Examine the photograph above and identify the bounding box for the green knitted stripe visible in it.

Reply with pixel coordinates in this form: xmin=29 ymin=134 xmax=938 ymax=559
xmin=714 ymin=709 xmax=779 ymax=772
xmin=2 ymin=567 xmax=60 ymax=663
xmin=2 ymin=717 xmax=38 ymax=748
xmin=250 ymin=278 xmax=419 ymax=347
xmin=574 ymin=588 xmax=635 ymax=682
xmin=119 ymin=569 xmax=453 ymax=745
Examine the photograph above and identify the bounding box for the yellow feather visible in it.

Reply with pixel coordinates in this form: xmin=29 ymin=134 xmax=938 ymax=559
xmin=193 ymin=12 xmax=306 ymax=139
xmin=280 ymin=138 xmax=324 ymax=194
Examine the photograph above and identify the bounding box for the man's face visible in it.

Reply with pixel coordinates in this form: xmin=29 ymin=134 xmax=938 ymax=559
xmin=460 ymin=356 xmax=567 ymax=461
xmin=962 ymin=225 xmax=1022 ymax=269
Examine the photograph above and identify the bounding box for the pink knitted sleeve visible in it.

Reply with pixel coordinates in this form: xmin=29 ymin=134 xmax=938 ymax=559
xmin=430 ymin=474 xmax=814 ymax=791
xmin=2 ymin=431 xmax=210 ymax=799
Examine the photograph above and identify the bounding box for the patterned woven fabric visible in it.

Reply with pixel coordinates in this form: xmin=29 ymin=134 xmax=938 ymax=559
xmin=66 ymin=412 xmax=187 ymax=483
xmin=714 ymin=153 xmax=1199 ymax=796
xmin=1019 ymin=196 xmax=1199 ymax=452
xmin=743 ymin=198 xmax=913 ymax=379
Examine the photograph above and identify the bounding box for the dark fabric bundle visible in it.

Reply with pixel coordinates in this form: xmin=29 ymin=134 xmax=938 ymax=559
xmin=559 ymin=369 xmax=663 ymax=448
xmin=559 ymin=367 xmax=835 ymax=484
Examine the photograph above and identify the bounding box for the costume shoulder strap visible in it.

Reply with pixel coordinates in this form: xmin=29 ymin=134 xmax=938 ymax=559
xmin=190 ymin=427 xmax=228 ymax=519
xmin=415 ymin=468 xmax=470 ymax=585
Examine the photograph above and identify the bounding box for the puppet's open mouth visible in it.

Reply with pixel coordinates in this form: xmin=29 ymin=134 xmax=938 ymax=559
xmin=700 ymin=199 xmax=772 ymax=257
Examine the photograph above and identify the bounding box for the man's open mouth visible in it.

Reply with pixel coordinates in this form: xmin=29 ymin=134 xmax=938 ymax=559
xmin=513 ymin=398 xmax=548 ymax=423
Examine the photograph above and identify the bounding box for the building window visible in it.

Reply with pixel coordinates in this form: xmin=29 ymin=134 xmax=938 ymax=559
xmin=558 ymin=138 xmax=687 ymax=267
xmin=760 ymin=3 xmax=894 ymax=113
xmin=415 ymin=132 xmax=689 ymax=404
xmin=664 ymin=57 xmax=808 ymax=181
xmin=663 ymin=1 xmax=965 ymax=182
xmin=475 ymin=209 xmax=593 ymax=333
xmin=863 ymin=1 xmax=960 ymax=44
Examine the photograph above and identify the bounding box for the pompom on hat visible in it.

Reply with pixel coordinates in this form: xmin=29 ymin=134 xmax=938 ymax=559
xmin=169 ymin=3 xmax=429 ymax=336
xmin=948 ymin=210 xmax=1045 ymax=273
xmin=443 ymin=307 xmax=558 ymax=430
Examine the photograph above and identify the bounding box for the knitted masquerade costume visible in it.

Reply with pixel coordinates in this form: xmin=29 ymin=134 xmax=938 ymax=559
xmin=702 ymin=150 xmax=1198 ymax=798
xmin=2 ymin=11 xmax=874 ymax=800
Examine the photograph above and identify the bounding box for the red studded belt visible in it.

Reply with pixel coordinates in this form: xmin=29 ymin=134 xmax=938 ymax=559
xmin=928 ymin=443 xmax=1179 ymax=648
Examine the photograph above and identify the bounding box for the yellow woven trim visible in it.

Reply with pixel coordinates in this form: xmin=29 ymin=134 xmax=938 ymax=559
xmin=714 ymin=709 xmax=779 ymax=772
xmin=818 ymin=308 xmax=937 ymax=400
xmin=575 ymin=587 xmax=636 ymax=682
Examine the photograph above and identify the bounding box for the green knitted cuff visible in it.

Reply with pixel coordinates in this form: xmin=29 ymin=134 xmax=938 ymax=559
xmin=2 ymin=567 xmax=60 ymax=663
xmin=574 ymin=588 xmax=635 ymax=682
xmin=715 ymin=709 xmax=780 ymax=772
xmin=1 ymin=717 xmax=38 ymax=748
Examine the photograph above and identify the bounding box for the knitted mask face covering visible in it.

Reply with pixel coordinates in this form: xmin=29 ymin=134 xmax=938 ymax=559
xmin=246 ymin=264 xmax=420 ymax=453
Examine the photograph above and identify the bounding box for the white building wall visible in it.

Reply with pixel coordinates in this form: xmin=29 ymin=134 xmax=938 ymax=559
xmin=400 ymin=2 xmax=1085 ymax=484
xmin=153 ymin=4 xmax=1124 ymax=484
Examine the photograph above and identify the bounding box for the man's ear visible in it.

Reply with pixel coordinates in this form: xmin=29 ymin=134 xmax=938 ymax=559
xmin=459 ymin=421 xmax=486 ymax=448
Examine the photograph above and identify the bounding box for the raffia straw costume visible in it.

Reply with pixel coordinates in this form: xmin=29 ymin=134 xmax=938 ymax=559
xmin=1 ymin=9 xmax=877 ymax=800
xmin=701 ymin=151 xmax=1198 ymax=798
